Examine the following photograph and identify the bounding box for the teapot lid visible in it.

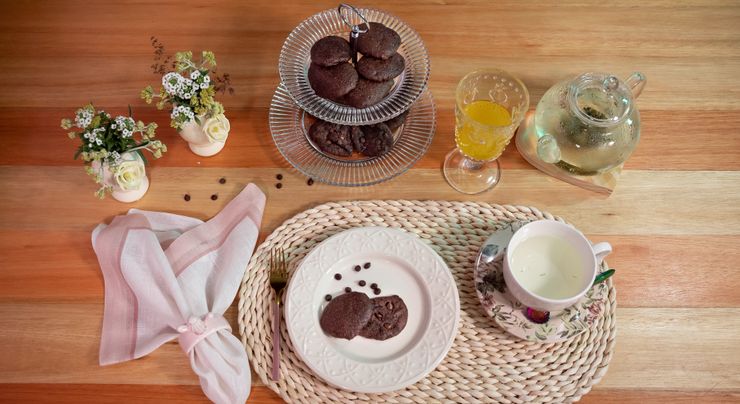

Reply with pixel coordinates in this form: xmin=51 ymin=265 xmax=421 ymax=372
xmin=567 ymin=72 xmax=635 ymax=127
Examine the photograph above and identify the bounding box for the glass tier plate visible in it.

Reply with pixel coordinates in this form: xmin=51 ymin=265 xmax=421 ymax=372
xmin=269 ymin=83 xmax=435 ymax=187
xmin=278 ymin=8 xmax=430 ymax=125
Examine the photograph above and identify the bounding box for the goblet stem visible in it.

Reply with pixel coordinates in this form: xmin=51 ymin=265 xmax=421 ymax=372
xmin=462 ymin=157 xmax=486 ymax=171
xmin=443 ymin=148 xmax=502 ymax=194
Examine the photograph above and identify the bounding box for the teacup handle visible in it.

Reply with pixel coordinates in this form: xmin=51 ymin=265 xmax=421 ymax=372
xmin=592 ymin=242 xmax=612 ymax=266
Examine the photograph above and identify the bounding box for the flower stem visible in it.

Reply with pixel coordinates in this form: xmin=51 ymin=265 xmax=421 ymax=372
xmin=127 ymin=141 xmax=151 ymax=153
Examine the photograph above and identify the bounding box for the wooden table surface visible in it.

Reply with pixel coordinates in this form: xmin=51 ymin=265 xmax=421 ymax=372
xmin=1 ymin=0 xmax=739 ymax=402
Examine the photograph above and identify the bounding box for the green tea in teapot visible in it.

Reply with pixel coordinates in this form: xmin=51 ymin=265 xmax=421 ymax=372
xmin=534 ymin=72 xmax=646 ymax=175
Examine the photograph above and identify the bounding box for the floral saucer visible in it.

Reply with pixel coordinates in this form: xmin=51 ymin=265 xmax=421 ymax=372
xmin=474 ymin=223 xmax=609 ymax=343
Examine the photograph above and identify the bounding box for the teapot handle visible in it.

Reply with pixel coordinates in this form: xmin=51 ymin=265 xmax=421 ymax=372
xmin=625 ymin=72 xmax=646 ymax=98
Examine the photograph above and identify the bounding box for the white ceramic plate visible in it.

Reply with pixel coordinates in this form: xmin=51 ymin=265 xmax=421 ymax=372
xmin=285 ymin=227 xmax=459 ymax=393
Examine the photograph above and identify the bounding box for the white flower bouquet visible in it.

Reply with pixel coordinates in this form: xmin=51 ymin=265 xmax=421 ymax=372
xmin=141 ymin=43 xmax=234 ymax=156
xmin=61 ymin=104 xmax=166 ymax=199
xmin=141 ymin=46 xmax=232 ymax=128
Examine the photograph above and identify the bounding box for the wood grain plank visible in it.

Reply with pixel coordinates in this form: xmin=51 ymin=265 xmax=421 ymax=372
xmin=1 ymin=384 xmax=739 ymax=404
xmin=581 ymin=390 xmax=740 ymax=404
xmin=1 ymin=167 xmax=739 ymax=236
xmin=0 ymin=107 xmax=533 ymax=170
xmin=1 ymin=303 xmax=738 ymax=392
xmin=0 ymin=1 xmax=738 ymax=109
xmin=2 ymin=230 xmax=739 ymax=308
xmin=1 ymin=108 xmax=739 ymax=171
xmin=602 ymin=309 xmax=740 ymax=391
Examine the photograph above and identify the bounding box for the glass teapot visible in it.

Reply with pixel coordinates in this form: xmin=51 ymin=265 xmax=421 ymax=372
xmin=534 ymin=72 xmax=646 ymax=175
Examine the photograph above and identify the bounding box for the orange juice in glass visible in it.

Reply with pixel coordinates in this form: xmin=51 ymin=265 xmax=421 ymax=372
xmin=444 ymin=70 xmax=529 ymax=194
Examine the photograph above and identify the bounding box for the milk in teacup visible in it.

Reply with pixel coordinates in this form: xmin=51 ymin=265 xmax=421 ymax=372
xmin=509 ymin=235 xmax=585 ymax=300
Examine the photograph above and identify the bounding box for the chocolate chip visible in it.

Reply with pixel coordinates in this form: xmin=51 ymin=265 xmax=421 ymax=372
xmin=184 ymin=194 xmax=191 ymax=201
xmin=354 ymin=265 xmax=361 ymax=272
xmin=383 ymin=323 xmax=392 ymax=329
xmin=307 ymin=178 xmax=314 ymax=186
xmin=374 ymin=288 xmax=381 ymax=295
xmin=363 ymin=263 xmax=371 ymax=269
xmin=219 ymin=177 xmax=226 ymax=184
xmin=385 ymin=302 xmax=393 ymax=310
xmin=345 ymin=287 xmax=352 ymax=293
xmin=276 ymin=183 xmax=283 ymax=189
xmin=334 ymin=274 xmax=342 ymax=280
xmin=325 ymin=294 xmax=332 ymax=301
xmin=210 ymin=194 xmax=218 ymax=201
xmin=370 ymin=283 xmax=378 ymax=289
xmin=359 ymin=280 xmax=366 ymax=287
xmin=276 ymin=174 xmax=283 ymax=180
xmin=374 ymin=313 xmax=383 ymax=320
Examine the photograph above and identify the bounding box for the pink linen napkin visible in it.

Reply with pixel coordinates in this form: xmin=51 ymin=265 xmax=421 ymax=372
xmin=91 ymin=184 xmax=266 ymax=404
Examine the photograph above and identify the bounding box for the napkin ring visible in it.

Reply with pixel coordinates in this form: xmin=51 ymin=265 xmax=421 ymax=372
xmin=177 ymin=313 xmax=231 ymax=354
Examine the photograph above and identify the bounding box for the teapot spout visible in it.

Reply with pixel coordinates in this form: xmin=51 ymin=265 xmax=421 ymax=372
xmin=625 ymin=72 xmax=646 ymax=98
xmin=537 ymin=134 xmax=561 ymax=164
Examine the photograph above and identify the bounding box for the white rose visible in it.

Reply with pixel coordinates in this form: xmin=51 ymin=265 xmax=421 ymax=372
xmin=202 ymin=113 xmax=230 ymax=143
xmin=114 ymin=159 xmax=146 ymax=191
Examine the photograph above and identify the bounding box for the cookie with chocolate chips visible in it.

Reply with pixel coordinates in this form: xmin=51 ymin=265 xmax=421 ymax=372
xmin=350 ymin=126 xmax=366 ymax=153
xmin=359 ymin=295 xmax=408 ymax=340
xmin=309 ymin=120 xmax=353 ymax=157
xmin=359 ymin=123 xmax=394 ymax=157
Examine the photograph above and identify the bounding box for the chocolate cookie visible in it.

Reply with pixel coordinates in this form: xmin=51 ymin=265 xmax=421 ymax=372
xmin=308 ymin=62 xmax=358 ymax=100
xmin=357 ymin=53 xmax=405 ymax=82
xmin=343 ymin=78 xmax=394 ymax=109
xmin=360 ymin=123 xmax=394 ymax=157
xmin=319 ymin=292 xmax=373 ymax=339
xmin=310 ymin=36 xmax=351 ymax=67
xmin=356 ymin=22 xmax=401 ymax=60
xmin=359 ymin=295 xmax=408 ymax=340
xmin=383 ymin=110 xmax=409 ymax=132
xmin=350 ymin=126 xmax=366 ymax=153
xmin=309 ymin=120 xmax=353 ymax=157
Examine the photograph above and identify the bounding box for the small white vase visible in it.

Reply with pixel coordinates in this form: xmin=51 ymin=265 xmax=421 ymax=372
xmin=178 ymin=113 xmax=230 ymax=157
xmin=92 ymin=152 xmax=149 ymax=203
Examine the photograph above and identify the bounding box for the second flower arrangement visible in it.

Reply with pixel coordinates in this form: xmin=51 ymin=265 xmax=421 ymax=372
xmin=141 ymin=41 xmax=234 ymax=157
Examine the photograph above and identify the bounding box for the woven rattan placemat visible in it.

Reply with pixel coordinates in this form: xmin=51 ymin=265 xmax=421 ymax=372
xmin=238 ymin=200 xmax=616 ymax=403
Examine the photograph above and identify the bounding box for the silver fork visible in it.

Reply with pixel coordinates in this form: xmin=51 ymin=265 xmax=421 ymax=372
xmin=269 ymin=248 xmax=288 ymax=381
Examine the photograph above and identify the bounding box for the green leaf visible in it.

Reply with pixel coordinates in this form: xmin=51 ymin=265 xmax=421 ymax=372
xmin=136 ymin=149 xmax=149 ymax=165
